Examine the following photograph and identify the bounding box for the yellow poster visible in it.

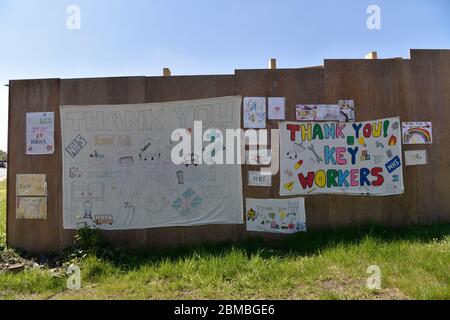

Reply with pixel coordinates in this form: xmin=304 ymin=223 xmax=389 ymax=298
xmin=16 ymin=197 xmax=47 ymax=220
xmin=16 ymin=174 xmax=47 ymax=196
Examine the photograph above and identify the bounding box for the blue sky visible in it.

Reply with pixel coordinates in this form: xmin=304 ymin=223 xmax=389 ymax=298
xmin=0 ymin=0 xmax=449 ymax=151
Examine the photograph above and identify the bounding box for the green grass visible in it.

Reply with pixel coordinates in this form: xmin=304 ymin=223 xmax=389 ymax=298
xmin=1 ymin=179 xmax=449 ymax=300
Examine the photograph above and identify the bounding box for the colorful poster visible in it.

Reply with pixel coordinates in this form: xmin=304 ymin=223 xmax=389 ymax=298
xmin=246 ymin=197 xmax=306 ymax=234
xmin=268 ymin=97 xmax=286 ymax=120
xmin=280 ymin=117 xmax=404 ymax=196
xmin=248 ymin=171 xmax=272 ymax=187
xmin=26 ymin=112 xmax=55 ymax=155
xmin=405 ymin=150 xmax=428 ymax=166
xmin=16 ymin=197 xmax=47 ymax=220
xmin=243 ymin=97 xmax=266 ymax=128
xmin=16 ymin=174 xmax=47 ymax=196
xmin=61 ymin=96 xmax=244 ymax=230
xmin=296 ymin=102 xmax=356 ymax=122
xmin=402 ymin=122 xmax=432 ymax=144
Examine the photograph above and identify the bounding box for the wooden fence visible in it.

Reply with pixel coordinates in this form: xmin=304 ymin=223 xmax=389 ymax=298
xmin=7 ymin=49 xmax=450 ymax=253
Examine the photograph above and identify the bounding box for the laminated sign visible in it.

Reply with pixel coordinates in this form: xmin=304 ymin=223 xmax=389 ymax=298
xmin=280 ymin=117 xmax=404 ymax=196
xmin=60 ymin=96 xmax=244 ymax=230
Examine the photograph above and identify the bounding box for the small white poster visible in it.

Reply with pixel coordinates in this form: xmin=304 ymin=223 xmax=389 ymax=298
xmin=405 ymin=150 xmax=428 ymax=166
xmin=246 ymin=149 xmax=272 ymax=165
xmin=248 ymin=171 xmax=272 ymax=187
xmin=402 ymin=122 xmax=432 ymax=144
xmin=268 ymin=97 xmax=286 ymax=120
xmin=16 ymin=197 xmax=47 ymax=220
xmin=243 ymin=97 xmax=266 ymax=128
xmin=338 ymin=100 xmax=356 ymax=122
xmin=246 ymin=197 xmax=307 ymax=234
xmin=26 ymin=112 xmax=55 ymax=155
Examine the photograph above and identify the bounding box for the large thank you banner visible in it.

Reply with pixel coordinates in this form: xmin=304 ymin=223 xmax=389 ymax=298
xmin=61 ymin=96 xmax=243 ymax=230
xmin=280 ymin=117 xmax=404 ymax=196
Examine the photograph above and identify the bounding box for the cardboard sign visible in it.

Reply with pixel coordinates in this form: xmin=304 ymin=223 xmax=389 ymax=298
xmin=405 ymin=150 xmax=428 ymax=166
xmin=16 ymin=174 xmax=47 ymax=196
xmin=16 ymin=197 xmax=47 ymax=220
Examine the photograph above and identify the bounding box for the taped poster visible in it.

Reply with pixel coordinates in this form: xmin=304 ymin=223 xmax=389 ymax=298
xmin=243 ymin=97 xmax=266 ymax=128
xmin=16 ymin=174 xmax=47 ymax=196
xmin=268 ymin=97 xmax=286 ymax=120
xmin=280 ymin=117 xmax=404 ymax=196
xmin=26 ymin=112 xmax=55 ymax=155
xmin=402 ymin=122 xmax=432 ymax=144
xmin=296 ymin=102 xmax=355 ymax=122
xmin=248 ymin=171 xmax=272 ymax=187
xmin=405 ymin=150 xmax=428 ymax=166
xmin=61 ymin=96 xmax=244 ymax=230
xmin=16 ymin=197 xmax=47 ymax=220
xmin=246 ymin=197 xmax=306 ymax=234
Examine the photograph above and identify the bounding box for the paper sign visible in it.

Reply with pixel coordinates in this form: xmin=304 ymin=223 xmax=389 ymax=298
xmin=61 ymin=96 xmax=244 ymax=230
xmin=16 ymin=174 xmax=47 ymax=196
xmin=26 ymin=112 xmax=55 ymax=155
xmin=246 ymin=197 xmax=306 ymax=234
xmin=16 ymin=197 xmax=47 ymax=220
xmin=338 ymin=100 xmax=356 ymax=122
xmin=296 ymin=102 xmax=355 ymax=122
xmin=268 ymin=97 xmax=286 ymax=120
xmin=244 ymin=97 xmax=266 ymax=128
xmin=248 ymin=171 xmax=272 ymax=187
xmin=405 ymin=150 xmax=428 ymax=166
xmin=402 ymin=122 xmax=432 ymax=144
xmin=280 ymin=117 xmax=404 ymax=196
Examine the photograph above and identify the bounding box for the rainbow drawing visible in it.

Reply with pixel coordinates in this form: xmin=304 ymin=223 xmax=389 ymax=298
xmin=402 ymin=122 xmax=432 ymax=144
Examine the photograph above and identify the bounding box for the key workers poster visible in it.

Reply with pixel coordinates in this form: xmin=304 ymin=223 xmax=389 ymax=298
xmin=280 ymin=117 xmax=404 ymax=196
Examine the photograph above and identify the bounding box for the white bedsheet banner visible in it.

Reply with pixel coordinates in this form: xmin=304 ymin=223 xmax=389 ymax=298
xmin=61 ymin=96 xmax=243 ymax=230
xmin=280 ymin=117 xmax=404 ymax=196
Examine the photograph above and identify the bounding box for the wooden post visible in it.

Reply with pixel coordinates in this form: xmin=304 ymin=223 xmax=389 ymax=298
xmin=365 ymin=51 xmax=378 ymax=59
xmin=163 ymin=68 xmax=171 ymax=76
xmin=268 ymin=58 xmax=277 ymax=69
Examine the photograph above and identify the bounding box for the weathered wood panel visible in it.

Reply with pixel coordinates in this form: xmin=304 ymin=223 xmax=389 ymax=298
xmin=7 ymin=79 xmax=61 ymax=252
xmin=324 ymin=58 xmax=416 ymax=227
xmin=410 ymin=50 xmax=450 ymax=224
xmin=235 ymin=68 xmax=330 ymax=231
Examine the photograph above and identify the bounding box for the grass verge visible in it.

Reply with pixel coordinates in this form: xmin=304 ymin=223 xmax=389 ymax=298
xmin=1 ymin=180 xmax=449 ymax=300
